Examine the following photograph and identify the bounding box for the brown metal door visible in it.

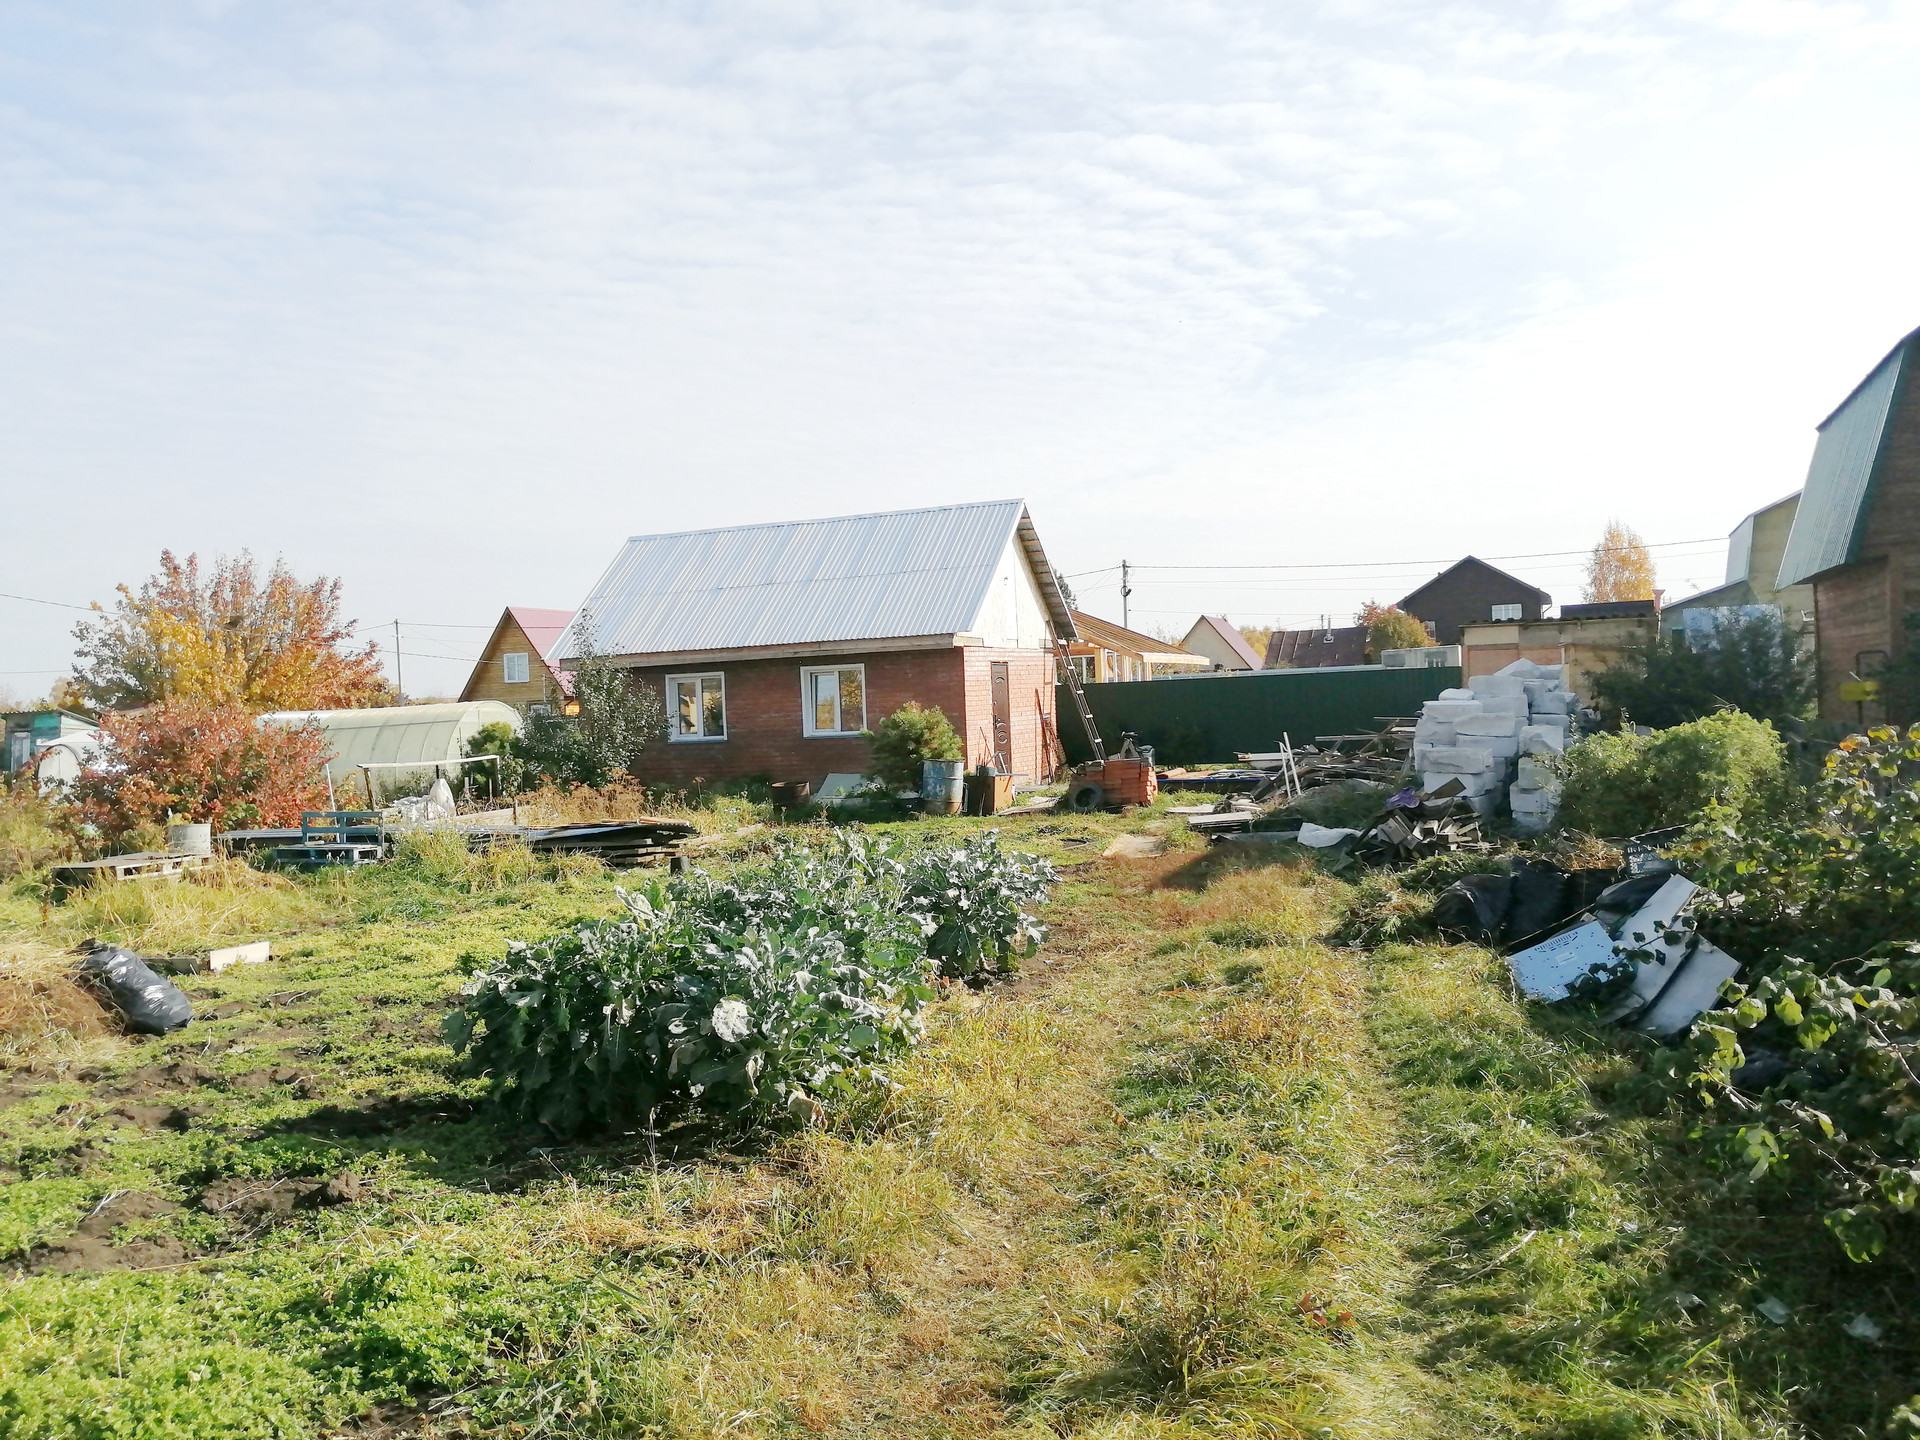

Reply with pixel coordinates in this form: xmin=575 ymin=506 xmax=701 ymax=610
xmin=990 ymin=662 xmax=1012 ymax=772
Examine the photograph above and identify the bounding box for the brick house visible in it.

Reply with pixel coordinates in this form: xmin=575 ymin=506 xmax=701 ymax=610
xmin=1397 ymin=557 xmax=1552 ymax=645
xmin=1776 ymin=325 xmax=1920 ymax=721
xmin=550 ymin=500 xmax=1077 ymax=787
xmin=459 ymin=607 xmax=576 ymax=714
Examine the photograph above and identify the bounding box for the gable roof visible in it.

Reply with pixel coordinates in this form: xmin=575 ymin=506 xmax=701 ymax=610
xmin=1185 ymin=615 xmax=1264 ymax=669
xmin=1397 ymin=555 xmax=1551 ymax=611
xmin=1778 ymin=327 xmax=1920 ymax=588
xmin=1068 ymin=611 xmax=1205 ymax=664
xmin=1267 ymin=626 xmax=1367 ymax=668
xmin=458 ymin=607 xmax=576 ymax=702
xmin=508 ymin=607 xmax=576 ymax=660
xmin=552 ymin=500 xmax=1074 ymax=664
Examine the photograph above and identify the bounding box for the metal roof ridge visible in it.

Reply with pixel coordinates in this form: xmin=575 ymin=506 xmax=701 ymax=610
xmin=612 ymin=497 xmax=1026 ymax=545
xmin=1815 ymin=326 xmax=1920 ymax=432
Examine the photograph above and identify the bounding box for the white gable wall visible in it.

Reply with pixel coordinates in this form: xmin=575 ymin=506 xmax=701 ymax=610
xmin=970 ymin=535 xmax=1055 ymax=649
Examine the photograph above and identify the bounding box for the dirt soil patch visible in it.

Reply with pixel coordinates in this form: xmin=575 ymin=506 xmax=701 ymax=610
xmin=200 ymin=1171 xmax=367 ymax=1223
xmin=21 ymin=1191 xmax=188 ymax=1274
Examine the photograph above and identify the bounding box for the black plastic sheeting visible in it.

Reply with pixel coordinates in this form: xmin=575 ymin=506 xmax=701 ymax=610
xmin=78 ymin=946 xmax=194 ymax=1035
xmin=1431 ymin=861 xmax=1620 ymax=948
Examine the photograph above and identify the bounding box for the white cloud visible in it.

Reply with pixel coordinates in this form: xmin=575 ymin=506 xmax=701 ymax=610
xmin=0 ymin=0 xmax=1917 ymax=690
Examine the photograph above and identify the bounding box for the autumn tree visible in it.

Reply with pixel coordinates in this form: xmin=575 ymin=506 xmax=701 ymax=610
xmin=70 ymin=701 xmax=330 ymax=845
xmin=1355 ymin=602 xmax=1434 ymax=661
xmin=1583 ymin=521 xmax=1656 ymax=603
xmin=70 ymin=551 xmax=389 ymax=713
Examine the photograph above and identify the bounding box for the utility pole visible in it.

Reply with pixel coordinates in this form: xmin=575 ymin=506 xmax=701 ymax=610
xmin=1121 ymin=559 xmax=1132 ymax=631
xmin=393 ymin=620 xmax=403 ymax=701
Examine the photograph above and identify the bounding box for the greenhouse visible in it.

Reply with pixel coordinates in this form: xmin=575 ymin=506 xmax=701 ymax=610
xmin=261 ymin=701 xmax=521 ymax=800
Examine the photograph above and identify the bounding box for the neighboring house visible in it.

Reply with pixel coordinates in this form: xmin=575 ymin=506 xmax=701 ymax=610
xmin=549 ymin=500 xmax=1076 ymax=785
xmin=1663 ymin=492 xmax=1816 ymax=641
xmin=1774 ymin=325 xmax=1920 ymax=720
xmin=2 ymin=709 xmax=98 ymax=777
xmin=1065 ymin=611 xmax=1208 ymax=682
xmin=1180 ymin=615 xmax=1264 ymax=672
xmin=459 ymin=607 xmax=577 ymax=715
xmin=1459 ymin=612 xmax=1660 ymax=705
xmin=1397 ymin=557 xmax=1552 ymax=645
xmin=1265 ymin=626 xmax=1368 ymax=669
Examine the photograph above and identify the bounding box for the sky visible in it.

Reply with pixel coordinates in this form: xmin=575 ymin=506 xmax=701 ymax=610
xmin=5 ymin=0 xmax=1920 ymax=698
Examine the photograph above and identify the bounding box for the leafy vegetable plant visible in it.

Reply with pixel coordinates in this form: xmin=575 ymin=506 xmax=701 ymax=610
xmin=445 ymin=832 xmax=1053 ymax=1134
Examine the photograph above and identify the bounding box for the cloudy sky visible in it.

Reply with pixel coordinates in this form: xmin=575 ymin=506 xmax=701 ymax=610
xmin=4 ymin=0 xmax=1920 ymax=696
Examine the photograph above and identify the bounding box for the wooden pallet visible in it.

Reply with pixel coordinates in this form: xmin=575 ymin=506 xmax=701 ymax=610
xmin=50 ymin=852 xmax=213 ymax=889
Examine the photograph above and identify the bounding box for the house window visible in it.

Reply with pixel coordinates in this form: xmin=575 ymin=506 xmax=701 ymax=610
xmin=1489 ymin=604 xmax=1523 ymax=621
xmin=667 ymin=673 xmax=726 ymax=741
xmin=1070 ymin=655 xmax=1094 ymax=684
xmin=501 ymin=652 xmax=531 ymax=685
xmin=801 ymin=665 xmax=865 ymax=736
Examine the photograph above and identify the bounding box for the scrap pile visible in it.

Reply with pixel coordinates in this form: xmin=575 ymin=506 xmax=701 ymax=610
xmin=467 ymin=818 xmax=698 ymax=868
xmin=1237 ymin=719 xmax=1412 ymax=787
xmin=1429 ymin=845 xmax=1742 ymax=1038
xmin=1412 ymin=660 xmax=1576 ymax=825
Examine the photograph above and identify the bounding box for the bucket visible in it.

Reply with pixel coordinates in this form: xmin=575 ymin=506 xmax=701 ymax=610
xmin=166 ymin=824 xmax=212 ymax=856
xmin=921 ymin=759 xmax=965 ymax=815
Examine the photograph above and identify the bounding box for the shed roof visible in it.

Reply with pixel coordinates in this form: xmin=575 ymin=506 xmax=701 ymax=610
xmin=1397 ymin=555 xmax=1551 ymax=610
xmin=1068 ymin=611 xmax=1204 ymax=665
xmin=552 ymin=500 xmax=1074 ymax=664
xmin=1778 ymin=328 xmax=1919 ymax=588
xmin=1267 ymin=626 xmax=1368 ymax=668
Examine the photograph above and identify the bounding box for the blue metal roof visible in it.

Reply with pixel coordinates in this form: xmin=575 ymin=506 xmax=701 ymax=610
xmin=1778 ymin=331 xmax=1917 ymax=588
xmin=552 ymin=500 xmax=1075 ymax=663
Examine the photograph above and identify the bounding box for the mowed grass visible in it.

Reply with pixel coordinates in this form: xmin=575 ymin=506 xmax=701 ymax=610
xmin=0 ymin=812 xmax=1874 ymax=1437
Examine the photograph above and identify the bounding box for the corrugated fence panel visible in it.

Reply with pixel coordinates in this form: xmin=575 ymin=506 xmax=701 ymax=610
xmin=1056 ymin=665 xmax=1462 ymax=765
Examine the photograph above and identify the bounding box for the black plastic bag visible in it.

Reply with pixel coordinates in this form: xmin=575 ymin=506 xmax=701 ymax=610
xmin=79 ymin=946 xmax=194 ymax=1035
xmin=1504 ymin=861 xmax=1571 ymax=947
xmin=1431 ymin=874 xmax=1512 ymax=943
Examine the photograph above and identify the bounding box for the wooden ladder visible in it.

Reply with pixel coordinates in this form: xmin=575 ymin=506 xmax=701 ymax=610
xmin=1054 ymin=640 xmax=1107 ymax=763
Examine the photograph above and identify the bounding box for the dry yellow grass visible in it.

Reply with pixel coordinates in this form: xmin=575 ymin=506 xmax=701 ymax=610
xmin=0 ymin=937 xmax=116 ymax=1065
xmin=40 ymin=854 xmax=332 ymax=954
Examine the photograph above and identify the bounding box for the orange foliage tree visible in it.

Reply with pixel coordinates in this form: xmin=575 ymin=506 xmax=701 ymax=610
xmin=1583 ymin=521 xmax=1656 ymax=603
xmin=1355 ymin=602 xmax=1434 ymax=660
xmin=70 ymin=701 xmax=329 ymax=844
xmin=70 ymin=551 xmax=388 ymax=713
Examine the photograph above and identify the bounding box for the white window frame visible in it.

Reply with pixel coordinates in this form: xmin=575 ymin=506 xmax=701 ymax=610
xmin=1489 ymin=603 xmax=1523 ymax=622
xmin=666 ymin=672 xmax=727 ymax=742
xmin=800 ymin=664 xmax=867 ymax=738
xmin=1071 ymin=654 xmax=1094 ymax=684
xmin=501 ymin=651 xmax=531 ymax=685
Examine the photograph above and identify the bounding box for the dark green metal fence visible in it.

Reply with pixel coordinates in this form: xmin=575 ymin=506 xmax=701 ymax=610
xmin=1056 ymin=665 xmax=1462 ymax=765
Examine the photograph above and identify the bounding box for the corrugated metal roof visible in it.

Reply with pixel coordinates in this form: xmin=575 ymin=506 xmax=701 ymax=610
xmin=552 ymin=500 xmax=1074 ymax=663
xmin=1778 ymin=332 xmax=1916 ymax=588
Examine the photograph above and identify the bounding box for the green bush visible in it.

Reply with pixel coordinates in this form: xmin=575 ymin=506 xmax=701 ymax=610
xmin=445 ymin=832 xmax=1054 ymax=1134
xmin=1630 ymin=726 xmax=1920 ymax=1262
xmin=1554 ymin=710 xmax=1784 ymax=837
xmin=862 ymin=703 xmax=962 ymax=792
xmin=1589 ymin=608 xmax=1814 ymax=730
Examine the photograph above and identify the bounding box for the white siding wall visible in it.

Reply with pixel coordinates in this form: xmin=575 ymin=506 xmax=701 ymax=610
xmin=973 ymin=536 xmax=1054 ymax=649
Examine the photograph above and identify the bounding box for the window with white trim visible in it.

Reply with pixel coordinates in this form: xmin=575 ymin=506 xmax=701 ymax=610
xmin=1070 ymin=654 xmax=1094 ymax=684
xmin=501 ymin=651 xmax=531 ymax=685
xmin=1489 ymin=603 xmax=1523 ymax=621
xmin=667 ymin=673 xmax=727 ymax=741
xmin=801 ymin=665 xmax=865 ymax=737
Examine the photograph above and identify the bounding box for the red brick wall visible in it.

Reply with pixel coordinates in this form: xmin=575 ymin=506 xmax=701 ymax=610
xmin=621 ymin=648 xmax=969 ymax=788
xmin=616 ymin=644 xmax=1061 ymax=788
xmin=960 ymin=647 xmax=1059 ymax=781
